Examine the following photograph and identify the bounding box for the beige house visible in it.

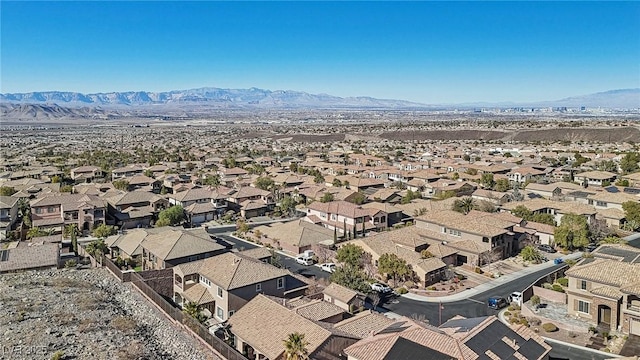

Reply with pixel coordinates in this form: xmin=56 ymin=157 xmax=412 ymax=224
xmin=574 ymin=170 xmax=617 ymax=187
xmin=251 ymin=219 xmax=334 ymax=255
xmin=30 ymin=193 xmax=106 ymax=233
xmin=173 ymin=252 xmax=308 ymax=324
xmin=305 ymin=200 xmax=388 ymax=235
xmin=501 ymin=198 xmax=597 ymax=225
xmin=323 ymin=283 xmax=366 ymax=313
xmin=227 ymin=294 xmax=358 ymax=360
xmin=565 ymin=244 xmax=640 ymax=335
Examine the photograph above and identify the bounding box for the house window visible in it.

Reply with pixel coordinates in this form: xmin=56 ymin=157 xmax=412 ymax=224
xmin=256 ymin=283 xmax=262 ymax=292
xmin=188 ymin=255 xmax=199 ymax=262
xmin=442 ymin=227 xmax=447 ymax=234
xmin=578 ymin=300 xmax=590 ymax=314
xmin=596 ymin=201 xmax=607 ymax=207
xmin=48 ymin=206 xmax=56 ymax=213
xmin=35 ymin=208 xmax=42 ymax=214
xmin=580 ymin=280 xmax=587 ymax=290
xmin=228 ymin=310 xmax=235 ymax=317
xmin=217 ymin=287 xmax=223 ymax=298
xmin=216 ymin=306 xmax=224 ymax=320
xmin=448 ymin=229 xmax=461 ymax=237
xmin=199 ymin=275 xmax=211 ymax=287
xmin=277 ymin=277 xmax=284 ymax=289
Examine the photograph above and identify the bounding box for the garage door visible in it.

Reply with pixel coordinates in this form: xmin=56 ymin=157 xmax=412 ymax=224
xmin=631 ymin=318 xmax=640 ymax=336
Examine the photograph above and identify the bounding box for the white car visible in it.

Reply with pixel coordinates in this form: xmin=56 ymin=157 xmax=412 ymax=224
xmin=370 ymin=283 xmax=392 ymax=293
xmin=320 ymin=263 xmax=337 ymax=273
xmin=295 ymin=256 xmax=314 ymax=266
xmin=508 ymin=291 xmax=523 ymax=306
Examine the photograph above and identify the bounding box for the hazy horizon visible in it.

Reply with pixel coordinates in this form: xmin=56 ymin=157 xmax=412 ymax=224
xmin=2 ymin=2 xmax=639 ymax=104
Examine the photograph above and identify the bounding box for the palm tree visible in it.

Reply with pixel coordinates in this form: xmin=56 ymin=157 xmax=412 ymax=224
xmin=85 ymin=238 xmax=108 ymax=258
xmin=283 ymin=332 xmax=310 ymax=360
xmin=453 ymin=197 xmax=475 ymax=215
xmin=520 ymin=245 xmax=543 ymax=263
xmin=26 ymin=226 xmax=47 ymax=240
xmin=182 ymin=301 xmax=207 ymax=324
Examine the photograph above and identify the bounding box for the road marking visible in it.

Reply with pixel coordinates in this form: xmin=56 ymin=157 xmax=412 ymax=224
xmin=467 ymin=298 xmax=484 ymax=305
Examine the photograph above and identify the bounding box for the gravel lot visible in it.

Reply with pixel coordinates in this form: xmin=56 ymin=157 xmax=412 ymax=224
xmin=0 ymin=268 xmax=220 ymax=360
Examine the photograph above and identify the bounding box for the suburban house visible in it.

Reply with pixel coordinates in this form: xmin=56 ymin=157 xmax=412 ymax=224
xmin=70 ymin=166 xmax=104 ymax=183
xmin=305 ymin=200 xmax=388 ymax=235
xmin=30 ymin=193 xmax=107 ymax=233
xmin=227 ymin=294 xmax=359 ymax=360
xmin=586 ymin=191 xmax=639 ymax=211
xmin=524 ymin=183 xmax=562 ymax=199
xmin=322 ymin=283 xmax=366 ymax=313
xmin=111 ymin=164 xmax=144 ymax=181
xmin=103 ymin=190 xmax=168 ymax=229
xmin=140 ymin=227 xmax=228 ymax=271
xmin=471 ymin=189 xmax=511 ymax=205
xmin=0 ymin=243 xmax=60 ymax=274
xmin=168 ymin=187 xmax=228 ymax=225
xmin=172 ymin=252 xmax=308 ymax=324
xmin=226 ymin=186 xmax=275 ymax=218
xmin=574 ymin=170 xmax=618 ymax=187
xmin=506 ymin=166 xmax=547 ymax=184
xmin=565 ymin=244 xmax=640 ymax=335
xmin=344 ymin=316 xmax=551 ymax=360
xmin=414 ymin=210 xmax=514 ymax=265
xmin=501 ymin=198 xmax=597 ymax=225
xmin=423 ymin=180 xmax=476 ymax=198
xmin=0 ymin=196 xmax=20 ymax=240
xmin=250 ymin=219 xmax=335 ymax=255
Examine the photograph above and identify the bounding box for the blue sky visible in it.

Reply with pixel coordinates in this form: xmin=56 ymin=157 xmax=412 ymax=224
xmin=1 ymin=1 xmax=639 ymax=103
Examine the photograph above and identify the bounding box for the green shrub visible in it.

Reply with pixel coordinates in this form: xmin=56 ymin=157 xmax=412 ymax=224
xmin=530 ymin=295 xmax=541 ymax=306
xmin=557 ymin=277 xmax=568 ymax=287
xmin=542 ymin=282 xmax=553 ymax=290
xmin=428 ymin=286 xmax=436 ymax=291
xmin=589 ymin=325 xmax=597 ymax=334
xmin=519 ymin=318 xmax=529 ymax=327
xmin=51 ymin=351 xmax=65 ymax=360
xmin=542 ymin=323 xmax=558 ymax=332
xmin=64 ymin=259 xmax=77 ymax=268
xmin=551 ymin=284 xmax=565 ymax=293
xmin=474 ymin=266 xmax=483 ymax=274
xmin=397 ymin=287 xmax=408 ymax=294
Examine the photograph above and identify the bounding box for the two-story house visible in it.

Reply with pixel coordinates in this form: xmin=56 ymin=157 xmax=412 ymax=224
xmin=111 ymin=164 xmax=144 ymax=181
xmin=70 ymin=166 xmax=104 ymax=184
xmin=305 ymin=200 xmax=388 ymax=236
xmin=565 ymin=244 xmax=640 ymax=335
xmin=226 ymin=186 xmax=274 ymax=218
xmin=103 ymin=190 xmax=168 ymax=229
xmin=574 ymin=171 xmax=618 ymax=187
xmin=30 ymin=193 xmax=106 ymax=233
xmin=172 ymin=252 xmax=308 ymax=324
xmin=0 ymin=196 xmax=20 ymax=240
xmin=141 ymin=227 xmax=228 ymax=271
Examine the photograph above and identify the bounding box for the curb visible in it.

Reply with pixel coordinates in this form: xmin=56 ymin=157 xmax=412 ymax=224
xmin=497 ymin=308 xmax=623 ymax=358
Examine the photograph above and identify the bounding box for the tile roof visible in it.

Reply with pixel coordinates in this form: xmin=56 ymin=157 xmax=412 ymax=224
xmin=416 ymin=210 xmax=509 ymax=238
xmin=141 ymin=227 xmax=225 ymax=261
xmin=590 ymin=285 xmax=624 ymax=300
xmin=293 ymin=300 xmax=345 ymax=321
xmin=183 ymin=283 xmax=216 ymax=304
xmin=0 ymin=243 xmax=59 ymax=273
xmin=253 ymin=219 xmax=334 ymax=248
xmin=227 ymin=294 xmax=334 ymax=359
xmin=323 ymin=283 xmax=359 ymax=303
xmin=333 ymin=310 xmax=396 ymax=339
xmin=575 ymin=171 xmax=617 ymax=180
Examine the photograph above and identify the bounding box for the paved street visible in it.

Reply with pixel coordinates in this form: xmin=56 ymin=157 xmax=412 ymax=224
xmin=212 ymin=233 xmax=330 ymax=280
xmin=546 ymin=339 xmax=615 ymax=360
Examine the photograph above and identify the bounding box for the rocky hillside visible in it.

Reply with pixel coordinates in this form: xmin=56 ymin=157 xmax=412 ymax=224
xmin=0 ymin=268 xmax=219 ymax=360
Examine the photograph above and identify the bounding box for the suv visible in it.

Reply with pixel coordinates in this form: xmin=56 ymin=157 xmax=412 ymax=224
xmin=487 ymin=296 xmax=508 ymax=310
xmin=295 ymin=256 xmax=314 ymax=266
xmin=370 ymin=283 xmax=392 ymax=293
xmin=538 ymin=244 xmax=557 ymax=253
xmin=508 ymin=292 xmax=523 ymax=306
xmin=320 ymin=263 xmax=337 ymax=273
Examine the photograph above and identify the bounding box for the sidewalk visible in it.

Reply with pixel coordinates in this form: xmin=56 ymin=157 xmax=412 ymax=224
xmin=402 ymin=252 xmax=583 ymax=303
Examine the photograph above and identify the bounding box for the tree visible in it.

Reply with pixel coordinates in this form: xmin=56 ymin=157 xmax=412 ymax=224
xmin=378 ymin=253 xmax=413 ymax=286
xmin=203 ymin=174 xmax=221 ymax=187
xmin=511 ymin=186 xmax=524 ymax=202
xmin=620 ymin=153 xmax=640 ymax=174
xmin=452 ymin=197 xmax=475 ymax=215
xmin=351 ymin=192 xmax=366 ymax=205
xmin=254 ymin=176 xmax=274 ymax=191
xmin=332 ymin=178 xmax=342 ymax=187
xmin=283 ymin=332 xmax=310 ymax=360
xmin=599 ymin=236 xmax=625 ymax=245
xmin=156 ymin=205 xmax=185 ymax=227
xmin=623 ymin=201 xmax=640 ymax=226
xmin=60 ymin=185 xmax=73 ymax=193
xmin=112 ymin=179 xmax=129 ymax=191
xmin=588 ymin=219 xmax=613 ymax=244
xmin=236 ymin=219 xmax=249 ymax=234
xmin=51 ymin=175 xmax=62 ymax=183
xmin=451 ymin=172 xmax=460 ymax=180
xmin=401 ymin=189 xmax=420 ymax=204
xmin=336 ymin=243 xmax=365 ymax=268
xmin=92 ymin=223 xmax=117 ymax=238
xmin=85 ymin=238 xmax=108 ymax=258
xmin=554 ymin=213 xmax=589 ymax=250
xmin=26 ymin=226 xmax=48 ymax=239
xmin=494 ymin=179 xmax=510 ymax=192
xmin=480 ymin=173 xmax=495 ymax=189
xmin=182 ymin=301 xmax=207 ymax=324
xmin=520 ymin=245 xmax=543 ymax=263
xmin=511 ymin=205 xmax=533 ymax=220
xmin=615 ymin=179 xmax=630 ymax=187
xmin=269 ymin=249 xmax=284 ymax=268
xmin=314 ymin=173 xmax=325 ymax=184
xmin=531 ymin=213 xmax=556 ymax=226
xmin=320 ymin=192 xmax=335 ymax=203
xmin=420 ymin=250 xmax=434 ymax=259
xmin=330 ymin=264 xmax=371 ymax=293
xmin=278 ymin=195 xmax=296 ymax=217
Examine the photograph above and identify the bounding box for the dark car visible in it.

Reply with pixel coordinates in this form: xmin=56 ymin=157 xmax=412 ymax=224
xmin=538 ymin=244 xmax=557 ymax=253
xmin=487 ymin=296 xmax=508 ymax=310
xmin=586 ymin=243 xmax=598 ymax=252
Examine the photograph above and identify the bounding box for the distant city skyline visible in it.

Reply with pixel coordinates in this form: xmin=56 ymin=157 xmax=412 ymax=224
xmin=1 ymin=1 xmax=639 ymax=104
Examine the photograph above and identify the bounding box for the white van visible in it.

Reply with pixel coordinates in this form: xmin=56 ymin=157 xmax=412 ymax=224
xmin=295 ymin=256 xmax=314 ymax=266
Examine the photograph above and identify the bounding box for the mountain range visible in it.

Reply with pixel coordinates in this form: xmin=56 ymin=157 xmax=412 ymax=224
xmin=2 ymin=87 xmax=638 ymax=110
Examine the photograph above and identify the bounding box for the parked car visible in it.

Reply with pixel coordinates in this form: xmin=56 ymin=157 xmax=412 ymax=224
xmin=370 ymin=283 xmax=392 ymax=293
xmin=295 ymin=256 xmax=314 ymax=266
xmin=538 ymin=244 xmax=557 ymax=253
xmin=586 ymin=243 xmax=598 ymax=252
xmin=320 ymin=263 xmax=337 ymax=273
xmin=487 ymin=296 xmax=508 ymax=310
xmin=508 ymin=291 xmax=523 ymax=306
